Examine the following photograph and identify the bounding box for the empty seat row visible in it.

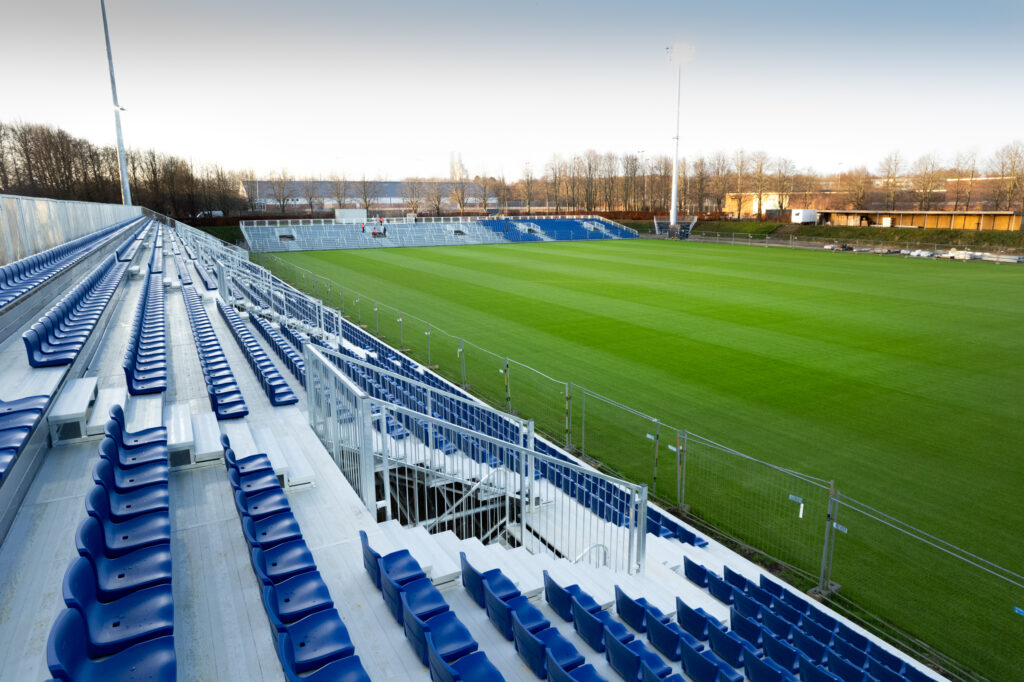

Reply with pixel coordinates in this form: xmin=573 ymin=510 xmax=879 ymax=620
xmin=221 ymin=433 xmax=370 ymax=681
xmin=124 ymin=271 xmax=167 ymax=395
xmin=0 ymin=216 xmax=140 ymax=309
xmin=46 ymin=405 xmax=176 ymax=681
xmin=681 ymin=558 xmax=929 ymax=682
xmin=194 ymin=261 xmax=218 ymax=290
xmin=0 ymin=394 xmax=48 ymax=484
xmin=216 ymin=299 xmax=298 ymax=406
xmin=358 ymin=531 xmax=505 ymax=681
xmin=180 ymin=284 xmax=248 ymax=419
xmin=252 ymin=315 xmax=306 ymax=387
xmin=22 ymin=255 xmax=130 ymax=368
xmin=148 ymin=228 xmax=163 ymax=274
xmin=172 ymin=252 xmax=192 ymax=285
xmin=114 ymin=221 xmax=151 ymax=262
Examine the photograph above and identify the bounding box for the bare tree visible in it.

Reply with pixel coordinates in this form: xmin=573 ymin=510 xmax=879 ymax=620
xmin=708 ymin=152 xmax=730 ymax=213
xmin=330 ymin=174 xmax=349 ymax=210
xmin=691 ymin=156 xmax=709 ymax=214
xmin=733 ymin=150 xmax=747 ymax=217
xmin=425 ymin=180 xmax=445 ymax=216
xmin=269 ymin=169 xmax=293 ymax=214
xmin=402 ymin=178 xmax=425 ymax=215
xmin=300 ymin=176 xmax=322 ymax=215
xmin=911 ymin=154 xmax=943 ymax=210
xmin=988 ymin=142 xmax=1023 ymax=210
xmin=521 ymin=163 xmax=536 ymax=215
xmin=475 ymin=175 xmax=491 ymax=214
xmin=621 ymin=153 xmax=639 ymax=211
xmin=600 ymin=152 xmax=618 ymax=210
xmin=844 ymin=166 xmax=872 ymax=210
xmin=749 ymin=152 xmax=769 ymax=219
xmin=951 ymin=151 xmax=977 ymax=210
xmin=544 ymin=156 xmax=563 ymax=212
xmin=773 ymin=158 xmax=796 ymax=212
xmin=878 ymin=151 xmax=903 ymax=210
xmin=358 ymin=174 xmax=379 ymax=214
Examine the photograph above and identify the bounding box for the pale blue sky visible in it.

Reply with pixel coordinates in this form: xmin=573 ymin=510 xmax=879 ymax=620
xmin=2 ymin=0 xmax=1021 ymax=179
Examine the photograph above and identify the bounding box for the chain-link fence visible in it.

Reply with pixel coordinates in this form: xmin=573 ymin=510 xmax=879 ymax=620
xmin=249 ymin=247 xmax=1020 ymax=681
xmin=689 ymin=231 xmax=1024 ymax=259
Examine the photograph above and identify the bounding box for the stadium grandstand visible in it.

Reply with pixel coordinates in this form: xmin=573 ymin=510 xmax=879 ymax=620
xmin=239 ymin=216 xmax=638 ymax=252
xmin=0 ymin=192 xmax=951 ymax=682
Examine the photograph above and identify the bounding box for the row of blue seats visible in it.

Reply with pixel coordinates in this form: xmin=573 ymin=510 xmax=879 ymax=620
xmin=194 ymin=261 xmax=218 ymax=290
xmin=47 ymin=405 xmax=176 ymax=681
xmin=0 ymin=216 xmax=139 ymax=309
xmin=172 ymin=252 xmax=192 ymax=286
xmin=463 ymin=552 xmax=612 ymax=681
xmin=148 ymin=239 xmax=163 ymax=274
xmin=252 ymin=315 xmax=306 ymax=388
xmin=114 ymin=221 xmax=151 ymax=262
xmin=180 ymin=284 xmax=248 ymax=419
xmin=216 ymin=300 xmax=298 ymax=406
xmin=221 ymin=433 xmax=370 ymax=681
xmin=682 ymin=560 xmax=929 ymax=682
xmin=124 ymin=272 xmax=167 ymax=395
xmin=357 ymin=531 xmax=505 ymax=681
xmin=534 ymin=220 xmax=612 ymax=242
xmin=183 ymin=243 xmax=197 ymax=260
xmin=0 ymin=394 xmax=48 ymax=484
xmin=478 ymin=220 xmax=544 ymax=243
xmin=22 ymin=255 xmax=129 ymax=367
xmin=591 ymin=220 xmax=637 ymax=240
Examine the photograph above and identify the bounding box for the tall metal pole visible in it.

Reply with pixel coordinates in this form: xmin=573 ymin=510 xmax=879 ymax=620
xmin=669 ymin=63 xmax=681 ymax=227
xmin=101 ymin=0 xmax=132 ymax=205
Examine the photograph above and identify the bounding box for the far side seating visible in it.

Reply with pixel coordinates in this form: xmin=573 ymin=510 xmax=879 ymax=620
xmin=0 ymin=394 xmax=49 ymax=483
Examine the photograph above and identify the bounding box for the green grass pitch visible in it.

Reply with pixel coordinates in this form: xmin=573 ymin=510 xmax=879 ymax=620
xmin=269 ymin=240 xmax=1023 ymax=678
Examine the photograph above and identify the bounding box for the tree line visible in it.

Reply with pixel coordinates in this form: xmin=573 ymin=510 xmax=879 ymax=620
xmin=2 ymin=119 xmax=1021 ymax=219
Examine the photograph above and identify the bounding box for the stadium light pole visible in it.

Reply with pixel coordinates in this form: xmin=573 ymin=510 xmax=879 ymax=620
xmin=668 ymin=57 xmax=681 ymax=227
xmin=100 ymin=0 xmax=132 ymax=205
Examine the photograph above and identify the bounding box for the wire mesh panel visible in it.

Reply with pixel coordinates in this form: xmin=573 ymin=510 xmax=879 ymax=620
xmin=460 ymin=341 xmax=507 ymax=411
xmin=376 ymin=303 xmax=403 ymax=349
xmin=507 ymin=360 xmax=568 ymax=446
xmin=427 ymin=326 xmax=463 ymax=387
xmin=828 ymin=495 xmax=1024 ymax=682
xmin=577 ymin=388 xmax=662 ymax=491
xmin=682 ymin=432 xmax=830 ymax=578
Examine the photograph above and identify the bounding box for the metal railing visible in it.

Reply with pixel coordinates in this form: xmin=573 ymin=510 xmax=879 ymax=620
xmin=305 ymin=343 xmax=648 ymax=573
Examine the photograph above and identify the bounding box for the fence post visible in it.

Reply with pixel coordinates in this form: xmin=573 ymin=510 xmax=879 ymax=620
xmin=679 ymin=430 xmax=688 ymax=507
xmin=398 ymin=314 xmax=404 ymax=349
xmin=426 ymin=325 xmax=431 ymax=366
xmin=564 ymin=382 xmax=571 ymax=449
xmin=650 ymin=420 xmax=660 ymax=495
xmin=580 ymin=390 xmax=586 ymax=457
xmin=813 ymin=482 xmax=839 ymax=597
xmin=356 ymin=298 xmax=361 ymax=325
xmin=503 ymin=358 xmax=511 ymax=412
xmin=374 ymin=305 xmax=379 ymax=335
xmin=567 ymin=382 xmax=573 ymax=450
xmin=459 ymin=339 xmax=467 ymax=388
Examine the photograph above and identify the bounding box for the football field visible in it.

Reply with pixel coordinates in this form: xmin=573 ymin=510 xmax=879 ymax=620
xmin=268 ymin=240 xmax=1024 ymax=678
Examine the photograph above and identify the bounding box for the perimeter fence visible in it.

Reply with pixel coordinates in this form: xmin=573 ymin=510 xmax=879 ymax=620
xmin=244 ymin=247 xmax=1022 ymax=681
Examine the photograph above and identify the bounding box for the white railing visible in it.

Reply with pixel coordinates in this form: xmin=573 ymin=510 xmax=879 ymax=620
xmin=305 ymin=344 xmax=647 ymax=573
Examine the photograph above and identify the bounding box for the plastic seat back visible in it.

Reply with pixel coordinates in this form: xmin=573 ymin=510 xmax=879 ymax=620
xmin=681 ymin=636 xmax=717 ymax=682
xmin=62 ymin=556 xmax=99 ymax=613
xmin=605 ymin=629 xmax=642 ymax=681
xmin=683 ymin=556 xmax=708 ymax=587
xmin=707 ymin=572 xmax=734 ymax=604
xmin=645 ymin=610 xmax=683 ymax=661
xmin=358 ymin=530 xmax=382 ymax=589
xmin=46 ymin=608 xmax=89 ymax=680
xmin=615 ymin=585 xmax=649 ymax=632
xmin=676 ymin=597 xmax=710 ymax=641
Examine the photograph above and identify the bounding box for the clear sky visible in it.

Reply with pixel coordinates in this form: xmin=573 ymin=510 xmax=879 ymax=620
xmin=2 ymin=0 xmax=1021 ymax=180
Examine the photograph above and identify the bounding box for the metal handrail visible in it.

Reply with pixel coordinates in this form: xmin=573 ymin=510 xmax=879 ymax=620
xmin=573 ymin=543 xmax=609 ymax=567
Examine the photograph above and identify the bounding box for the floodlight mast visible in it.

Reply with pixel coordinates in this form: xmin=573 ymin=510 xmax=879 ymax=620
xmin=101 ymin=0 xmax=132 ymax=206
xmin=668 ymin=62 xmax=681 ymax=227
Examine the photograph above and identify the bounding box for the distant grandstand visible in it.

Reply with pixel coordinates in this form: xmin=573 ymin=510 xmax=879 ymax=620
xmin=239 ymin=216 xmax=638 ymax=252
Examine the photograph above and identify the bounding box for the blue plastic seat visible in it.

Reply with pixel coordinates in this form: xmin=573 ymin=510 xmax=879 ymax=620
xmin=762 ymin=609 xmax=794 ymax=643
xmin=358 ymin=529 xmax=425 ymax=590
xmin=605 ymin=630 xmax=672 ymax=682
xmin=92 ymin=477 xmax=168 ymax=522
xmin=723 ymin=566 xmax=748 ymax=591
xmin=682 ymin=637 xmax=743 ymax=682
xmin=224 ymin=444 xmax=275 ymax=476
xmin=46 ymin=608 xmax=176 ymax=682
xmin=229 ymin=467 xmax=280 ymax=496
xmin=827 ymin=652 xmax=870 ymax=682
xmin=762 ymin=629 xmax=801 ymax=673
xmin=252 ymin=538 xmax=317 ymax=585
xmin=733 ymin=589 xmax=763 ymax=622
xmin=75 ymin=517 xmax=171 ymax=602
xmin=404 ymin=607 xmax=474 ymax=667
xmin=282 ymin=651 xmax=370 ymax=682
xmin=278 ymin=609 xmax=355 ymax=674
xmin=800 ymin=616 xmax=834 ymax=647
xmin=108 ymin=405 xmax=168 ymax=446
xmin=707 ymin=624 xmax=757 ymax=669
xmin=676 ymin=596 xmax=716 ymax=641
xmin=683 ymin=556 xmax=708 ymax=587
xmin=460 ymin=551 xmax=518 ymax=608
xmin=264 ymin=570 xmax=335 ymax=631
xmin=799 ymin=655 xmax=842 ymax=682
xmin=571 ymin=598 xmax=633 ymax=653
xmin=98 ymin=435 xmax=167 ymax=469
xmin=545 ymin=648 xmax=607 ymax=682
xmin=835 ymin=622 xmax=870 ymax=653
xmin=381 ymin=570 xmax=447 ymax=625
xmin=867 ymin=647 xmax=905 ymax=677
xmin=243 ymin=511 xmax=303 ymax=550
xmin=707 ymin=572 xmax=734 ymax=605
xmin=484 ymin=580 xmax=549 ymax=641
xmin=61 ymin=557 xmax=173 ymax=657
xmin=746 ymin=650 xmax=798 ymax=682
xmin=512 ymin=613 xmax=583 ymax=679
xmin=235 ymin=487 xmax=291 ymax=520
xmin=641 ymin=660 xmax=684 ymax=682
xmin=92 ymin=457 xmax=167 ymax=493
xmin=729 ymin=606 xmax=763 ymax=648
xmin=792 ymin=626 xmax=828 ymax=666
xmin=771 ymin=598 xmax=803 ymax=627
xmin=833 ymin=635 xmax=868 ymax=668
xmin=867 ymin=657 xmax=905 ymax=682
xmin=645 ymin=609 xmax=703 ymax=662
xmin=615 ymin=585 xmax=668 ymax=633
xmin=426 ymin=631 xmax=504 ymax=682
xmin=544 ymin=570 xmax=601 ymax=622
